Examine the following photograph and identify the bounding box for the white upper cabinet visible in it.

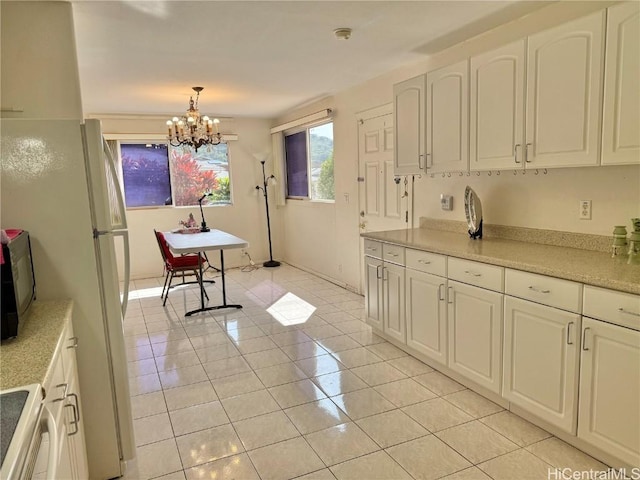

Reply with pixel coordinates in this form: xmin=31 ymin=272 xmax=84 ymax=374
xmin=426 ymin=60 xmax=469 ymax=173
xmin=394 ymin=75 xmax=426 ymax=175
xmin=525 ymin=11 xmax=605 ymax=168
xmin=602 ymin=2 xmax=640 ymax=166
xmin=470 ymin=40 xmax=526 ymax=171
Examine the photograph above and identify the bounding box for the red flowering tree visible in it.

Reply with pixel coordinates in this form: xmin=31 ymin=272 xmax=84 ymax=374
xmin=170 ymin=151 xmax=218 ymax=206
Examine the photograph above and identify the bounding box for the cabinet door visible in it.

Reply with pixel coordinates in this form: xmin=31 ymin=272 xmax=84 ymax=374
xmin=426 ymin=60 xmax=469 ymax=173
xmin=470 ymin=40 xmax=526 ymax=171
xmin=602 ymin=2 xmax=640 ymax=166
xmin=579 ymin=318 xmax=640 ymax=466
xmin=503 ymin=296 xmax=580 ymax=434
xmin=447 ymin=281 xmax=502 ymax=393
xmin=382 ymin=262 xmax=406 ymax=343
xmin=525 ymin=11 xmax=605 ymax=168
xmin=394 ymin=75 xmax=425 ymax=175
xmin=406 ymin=269 xmax=447 ymax=364
xmin=364 ymin=256 xmax=383 ymax=331
xmin=57 ymin=425 xmax=74 ymax=480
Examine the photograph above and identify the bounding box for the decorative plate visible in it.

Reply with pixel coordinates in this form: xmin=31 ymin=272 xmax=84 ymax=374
xmin=464 ymin=186 xmax=483 ymax=238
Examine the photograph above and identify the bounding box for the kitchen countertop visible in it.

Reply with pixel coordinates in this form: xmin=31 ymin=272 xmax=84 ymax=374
xmin=0 ymin=300 xmax=73 ymax=390
xmin=362 ymin=228 xmax=640 ymax=295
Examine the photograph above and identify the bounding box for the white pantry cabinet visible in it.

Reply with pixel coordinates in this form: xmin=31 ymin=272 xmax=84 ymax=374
xmin=425 ymin=60 xmax=469 ymax=173
xmin=447 ymin=280 xmax=503 ymax=394
xmin=601 ymin=2 xmax=640 ymax=166
xmin=525 ymin=11 xmax=605 ymax=168
xmin=405 ymin=250 xmax=448 ymax=365
xmin=393 ymin=75 xmax=426 ymax=175
xmin=470 ymin=40 xmax=526 ymax=171
xmin=503 ymin=296 xmax=581 ymax=434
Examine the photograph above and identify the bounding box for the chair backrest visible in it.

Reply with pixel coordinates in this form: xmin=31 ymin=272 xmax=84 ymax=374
xmin=154 ymin=229 xmax=175 ymax=263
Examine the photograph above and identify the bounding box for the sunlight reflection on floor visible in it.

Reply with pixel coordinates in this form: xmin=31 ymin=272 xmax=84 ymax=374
xmin=267 ymin=292 xmax=316 ymax=326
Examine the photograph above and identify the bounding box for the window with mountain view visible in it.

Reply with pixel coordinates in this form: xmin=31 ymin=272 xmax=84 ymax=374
xmin=119 ymin=142 xmax=231 ymax=208
xmin=284 ymin=121 xmax=334 ymax=201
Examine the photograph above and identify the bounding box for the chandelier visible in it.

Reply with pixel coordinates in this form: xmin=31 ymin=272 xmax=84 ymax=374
xmin=166 ymin=86 xmax=223 ymax=151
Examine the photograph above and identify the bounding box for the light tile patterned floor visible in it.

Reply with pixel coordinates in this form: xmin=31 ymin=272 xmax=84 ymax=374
xmin=122 ymin=264 xmax=608 ymax=480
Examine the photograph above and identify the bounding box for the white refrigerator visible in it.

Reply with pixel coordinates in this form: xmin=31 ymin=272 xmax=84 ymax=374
xmin=0 ymin=118 xmax=135 ymax=479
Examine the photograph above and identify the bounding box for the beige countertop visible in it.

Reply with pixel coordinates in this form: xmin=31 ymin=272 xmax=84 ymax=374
xmin=362 ymin=228 xmax=640 ymax=295
xmin=0 ymin=300 xmax=73 ymax=390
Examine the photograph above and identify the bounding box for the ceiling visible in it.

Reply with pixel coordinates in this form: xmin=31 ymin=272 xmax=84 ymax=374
xmin=72 ymin=1 xmax=548 ymax=119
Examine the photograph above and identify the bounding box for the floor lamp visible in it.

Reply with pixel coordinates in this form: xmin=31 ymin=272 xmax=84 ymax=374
xmin=256 ymin=160 xmax=280 ymax=268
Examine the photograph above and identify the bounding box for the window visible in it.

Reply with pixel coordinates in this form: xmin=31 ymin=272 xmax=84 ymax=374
xmin=170 ymin=144 xmax=231 ymax=206
xmin=120 ymin=143 xmax=171 ymax=207
xmin=119 ymin=142 xmax=232 ymax=208
xmin=284 ymin=121 xmax=334 ymax=201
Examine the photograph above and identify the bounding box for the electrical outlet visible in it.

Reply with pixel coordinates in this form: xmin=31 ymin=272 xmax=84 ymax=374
xmin=579 ymin=200 xmax=592 ymax=220
xmin=240 ymin=248 xmax=246 ymax=256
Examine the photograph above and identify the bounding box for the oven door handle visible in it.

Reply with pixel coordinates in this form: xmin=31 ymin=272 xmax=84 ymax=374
xmin=44 ymin=409 xmax=59 ymax=480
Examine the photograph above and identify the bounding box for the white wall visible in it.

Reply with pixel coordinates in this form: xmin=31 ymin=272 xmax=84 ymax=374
xmin=1 ymin=2 xmax=83 ymax=119
xmin=274 ymin=0 xmax=639 ymax=293
xmin=97 ymin=116 xmax=276 ymax=279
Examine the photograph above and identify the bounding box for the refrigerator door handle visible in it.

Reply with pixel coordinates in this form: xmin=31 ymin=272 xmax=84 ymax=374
xmin=102 ymin=138 xmax=128 ymax=231
xmin=112 ymin=230 xmax=130 ymax=318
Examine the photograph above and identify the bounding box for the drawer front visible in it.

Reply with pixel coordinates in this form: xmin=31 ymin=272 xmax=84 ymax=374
xmin=382 ymin=244 xmax=406 ymax=266
xmin=405 ymin=249 xmax=446 ymax=276
xmin=506 ymin=269 xmax=582 ymax=313
xmin=448 ymin=257 xmax=504 ymax=292
xmin=583 ymin=285 xmax=640 ymax=330
xmin=364 ymin=239 xmax=382 ymax=259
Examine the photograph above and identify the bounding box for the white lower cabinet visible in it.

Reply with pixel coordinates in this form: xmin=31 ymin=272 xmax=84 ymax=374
xmin=447 ymin=280 xmax=503 ymax=394
xmin=382 ymin=261 xmax=406 ymax=343
xmin=405 ymin=268 xmax=447 ymax=365
xmin=362 ymin=239 xmax=640 ymax=468
xmin=578 ymin=317 xmax=640 ymax=467
xmin=364 ymin=242 xmax=405 ymax=342
xmin=503 ymin=296 xmax=581 ymax=434
xmin=364 ymin=255 xmax=383 ymax=331
xmin=42 ymin=319 xmax=88 ymax=480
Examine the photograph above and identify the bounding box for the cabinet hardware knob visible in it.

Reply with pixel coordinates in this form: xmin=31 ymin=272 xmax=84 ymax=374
xmin=618 ymin=307 xmax=640 ymax=317
xmin=525 ymin=143 xmax=532 ymax=163
xmin=464 ymin=270 xmax=482 ymax=277
xmin=418 ymin=260 xmax=431 ymax=264
xmin=67 ymin=336 xmax=79 ymax=349
xmin=567 ymin=322 xmax=574 ymax=345
xmin=54 ymin=383 xmax=68 ymax=402
xmin=438 ymin=284 xmax=445 ymax=301
xmin=447 ymin=286 xmax=454 ymax=304
xmin=514 ymin=144 xmax=521 ymax=164
xmin=582 ymin=327 xmax=591 ymax=351
xmin=528 ymin=286 xmax=550 ymax=294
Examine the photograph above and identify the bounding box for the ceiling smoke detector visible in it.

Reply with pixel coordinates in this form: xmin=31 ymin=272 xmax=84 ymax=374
xmin=334 ymin=28 xmax=352 ymax=40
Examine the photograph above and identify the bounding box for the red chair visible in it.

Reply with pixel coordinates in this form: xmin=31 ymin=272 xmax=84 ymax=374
xmin=154 ymin=230 xmax=214 ymax=306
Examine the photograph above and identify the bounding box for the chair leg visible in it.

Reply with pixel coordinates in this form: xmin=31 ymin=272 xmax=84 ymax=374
xmin=160 ymin=271 xmax=170 ymax=302
xmin=163 ymin=271 xmax=175 ymax=306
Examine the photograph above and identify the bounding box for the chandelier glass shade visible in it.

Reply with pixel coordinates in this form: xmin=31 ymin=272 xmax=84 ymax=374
xmin=166 ymin=87 xmax=223 ymax=151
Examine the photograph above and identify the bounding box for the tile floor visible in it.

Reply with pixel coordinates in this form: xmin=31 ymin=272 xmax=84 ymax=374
xmin=121 ymin=264 xmax=609 ymax=480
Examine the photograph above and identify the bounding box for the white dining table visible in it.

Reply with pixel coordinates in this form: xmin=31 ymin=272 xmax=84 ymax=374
xmin=162 ymin=229 xmax=248 ymax=316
